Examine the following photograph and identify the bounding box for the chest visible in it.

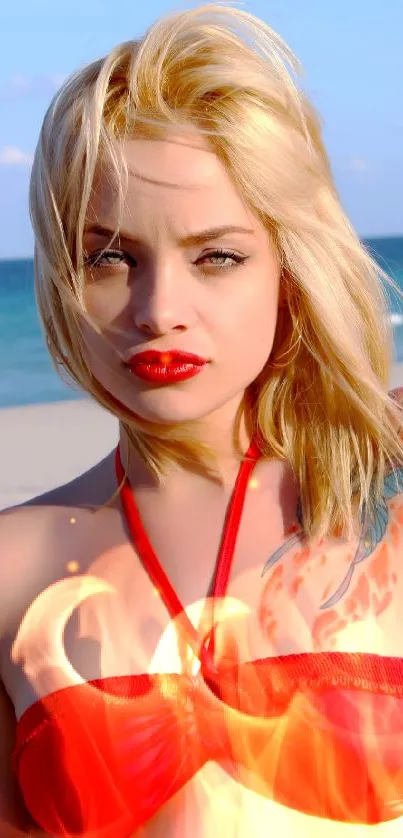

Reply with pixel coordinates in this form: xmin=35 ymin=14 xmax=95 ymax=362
xmin=5 ymin=484 xmax=403 ymax=721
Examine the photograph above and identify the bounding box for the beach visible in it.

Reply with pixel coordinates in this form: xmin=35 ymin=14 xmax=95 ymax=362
xmin=1 ymin=364 xmax=403 ymax=511
xmin=0 ymin=399 xmax=118 ymax=510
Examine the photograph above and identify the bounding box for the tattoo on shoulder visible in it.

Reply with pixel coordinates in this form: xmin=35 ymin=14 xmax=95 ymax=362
xmin=261 ymin=467 xmax=403 ymax=609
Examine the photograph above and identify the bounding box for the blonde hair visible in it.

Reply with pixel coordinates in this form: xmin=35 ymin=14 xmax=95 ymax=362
xmin=30 ymin=1 xmax=403 ymax=543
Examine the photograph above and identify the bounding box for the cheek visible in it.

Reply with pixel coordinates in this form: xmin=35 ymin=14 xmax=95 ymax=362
xmin=79 ymin=324 xmax=104 ymax=369
xmin=84 ymin=283 xmax=131 ymax=326
xmin=223 ymin=283 xmax=279 ymax=347
xmin=79 ymin=318 xmax=117 ymax=377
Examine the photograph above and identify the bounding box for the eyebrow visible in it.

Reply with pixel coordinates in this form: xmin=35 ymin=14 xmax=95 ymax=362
xmin=83 ymin=223 xmax=255 ymax=247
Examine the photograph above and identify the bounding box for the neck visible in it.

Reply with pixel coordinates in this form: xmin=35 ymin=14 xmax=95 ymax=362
xmin=118 ymin=400 xmax=257 ymax=491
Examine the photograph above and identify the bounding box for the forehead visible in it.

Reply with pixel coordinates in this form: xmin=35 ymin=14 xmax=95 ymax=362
xmin=87 ymin=132 xmax=254 ymax=228
xmin=123 ymin=133 xmax=223 ymax=187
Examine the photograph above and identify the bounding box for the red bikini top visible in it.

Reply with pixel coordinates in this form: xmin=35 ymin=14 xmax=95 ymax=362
xmin=12 ymin=439 xmax=403 ymax=836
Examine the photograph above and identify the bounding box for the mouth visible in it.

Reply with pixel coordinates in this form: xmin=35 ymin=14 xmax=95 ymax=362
xmin=124 ymin=350 xmax=209 ymax=384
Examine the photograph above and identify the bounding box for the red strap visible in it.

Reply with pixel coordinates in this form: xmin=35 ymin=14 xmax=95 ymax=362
xmin=211 ymin=438 xmax=261 ymax=598
xmin=115 ymin=439 xmax=261 ymax=669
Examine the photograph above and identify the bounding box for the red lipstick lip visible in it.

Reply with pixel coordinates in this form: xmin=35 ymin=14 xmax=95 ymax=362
xmin=125 ymin=350 xmax=209 ymax=384
xmin=126 ymin=350 xmax=208 ymax=366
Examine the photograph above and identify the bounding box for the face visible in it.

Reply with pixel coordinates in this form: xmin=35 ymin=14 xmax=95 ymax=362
xmin=81 ymin=132 xmax=282 ymax=430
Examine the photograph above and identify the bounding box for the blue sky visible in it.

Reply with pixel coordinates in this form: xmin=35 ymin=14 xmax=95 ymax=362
xmin=1 ymin=0 xmax=402 ymax=258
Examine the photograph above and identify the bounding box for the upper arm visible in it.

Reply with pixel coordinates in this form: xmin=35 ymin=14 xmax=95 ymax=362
xmin=0 ymin=511 xmax=50 ymax=835
xmin=0 ymin=679 xmax=35 ymax=835
xmin=0 ymin=505 xmax=55 ymax=640
xmin=0 ymin=509 xmax=29 ymax=832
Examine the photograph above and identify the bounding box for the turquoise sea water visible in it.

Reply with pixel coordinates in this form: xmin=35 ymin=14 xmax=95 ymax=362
xmin=1 ymin=237 xmax=403 ymax=408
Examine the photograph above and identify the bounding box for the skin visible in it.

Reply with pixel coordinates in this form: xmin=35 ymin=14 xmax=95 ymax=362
xmin=258 ymin=465 xmax=403 ymax=656
xmin=2 ymin=131 xmax=403 ymax=836
xmin=1 ymin=127 xmax=303 ymax=721
xmin=81 ymin=132 xmax=284 ymax=483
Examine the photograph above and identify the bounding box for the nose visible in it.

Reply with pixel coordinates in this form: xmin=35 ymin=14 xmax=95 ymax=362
xmin=132 ymin=258 xmax=191 ymax=335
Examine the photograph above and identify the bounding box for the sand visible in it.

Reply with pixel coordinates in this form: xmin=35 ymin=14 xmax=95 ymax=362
xmin=0 ymin=399 xmax=118 ymax=510
xmin=1 ymin=364 xmax=403 ymax=511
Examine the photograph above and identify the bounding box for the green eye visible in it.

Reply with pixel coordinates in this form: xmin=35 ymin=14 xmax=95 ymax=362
xmin=85 ymin=249 xmax=135 ymax=268
xmin=197 ymin=249 xmax=249 ymax=269
xmin=84 ymin=247 xmax=249 ymax=272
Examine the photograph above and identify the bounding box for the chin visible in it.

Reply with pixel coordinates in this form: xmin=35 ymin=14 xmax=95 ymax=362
xmin=115 ymin=385 xmax=238 ymax=427
xmin=122 ymin=401 xmax=216 ymax=426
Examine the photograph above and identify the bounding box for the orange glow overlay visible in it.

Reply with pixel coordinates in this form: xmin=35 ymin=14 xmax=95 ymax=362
xmin=10 ymin=520 xmax=403 ymax=837
xmin=66 ymin=560 xmax=79 ymax=573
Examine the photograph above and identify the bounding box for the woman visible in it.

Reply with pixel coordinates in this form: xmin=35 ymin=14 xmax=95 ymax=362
xmin=1 ymin=3 xmax=403 ymax=836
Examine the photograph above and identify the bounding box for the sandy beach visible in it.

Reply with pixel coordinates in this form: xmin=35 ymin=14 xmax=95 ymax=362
xmin=1 ymin=364 xmax=403 ymax=511
xmin=0 ymin=399 xmax=118 ymax=510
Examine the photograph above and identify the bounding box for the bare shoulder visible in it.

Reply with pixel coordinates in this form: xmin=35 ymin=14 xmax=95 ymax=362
xmin=0 ymin=501 xmax=59 ymax=566
xmin=0 ymin=453 xmax=117 ymax=639
xmin=0 ymin=503 xmax=69 ymax=640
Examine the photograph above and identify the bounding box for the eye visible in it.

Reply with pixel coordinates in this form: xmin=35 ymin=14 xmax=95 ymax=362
xmin=84 ymin=248 xmax=136 ymax=269
xmin=196 ymin=248 xmax=249 ymax=270
xmin=83 ymin=247 xmax=249 ymax=274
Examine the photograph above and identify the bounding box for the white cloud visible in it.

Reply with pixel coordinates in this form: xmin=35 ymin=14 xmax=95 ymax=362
xmin=334 ymin=157 xmax=369 ymax=174
xmin=0 ymin=73 xmax=67 ymax=100
xmin=346 ymin=157 xmax=368 ymax=172
xmin=0 ymin=146 xmax=33 ymax=166
xmin=10 ymin=73 xmax=31 ymax=91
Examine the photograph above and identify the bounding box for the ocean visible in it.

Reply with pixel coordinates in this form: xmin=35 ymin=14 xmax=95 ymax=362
xmin=1 ymin=237 xmax=403 ymax=409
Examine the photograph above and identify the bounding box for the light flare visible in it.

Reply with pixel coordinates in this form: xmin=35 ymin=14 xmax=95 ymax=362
xmin=11 ymin=544 xmax=403 ymax=834
xmin=12 ymin=575 xmax=116 ymax=696
xmin=67 ymin=560 xmax=79 ymax=573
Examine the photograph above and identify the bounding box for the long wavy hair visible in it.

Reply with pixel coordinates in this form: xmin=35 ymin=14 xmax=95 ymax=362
xmin=29 ymin=1 xmax=403 ymax=543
